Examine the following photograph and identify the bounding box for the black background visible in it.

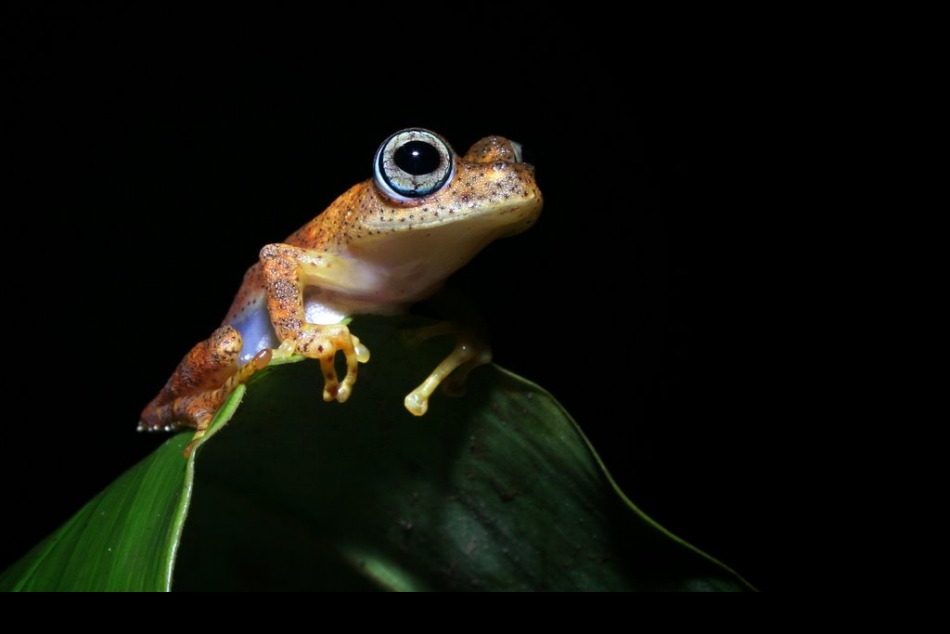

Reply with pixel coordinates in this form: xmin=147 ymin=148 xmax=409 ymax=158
xmin=4 ymin=11 xmax=777 ymax=590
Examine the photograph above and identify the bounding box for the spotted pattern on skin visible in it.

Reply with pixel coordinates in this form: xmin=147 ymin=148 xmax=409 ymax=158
xmin=140 ymin=131 xmax=542 ymax=454
xmin=281 ymin=135 xmax=540 ymax=246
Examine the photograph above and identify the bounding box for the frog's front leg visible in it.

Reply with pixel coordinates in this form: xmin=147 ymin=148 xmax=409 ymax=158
xmin=259 ymin=243 xmax=370 ymax=403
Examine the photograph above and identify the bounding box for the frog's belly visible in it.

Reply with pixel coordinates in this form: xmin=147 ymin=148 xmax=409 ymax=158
xmin=228 ymin=296 xmax=279 ymax=366
xmin=226 ymin=289 xmax=381 ymax=366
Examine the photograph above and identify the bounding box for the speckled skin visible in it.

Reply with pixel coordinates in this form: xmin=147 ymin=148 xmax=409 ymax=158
xmin=139 ymin=131 xmax=542 ymax=455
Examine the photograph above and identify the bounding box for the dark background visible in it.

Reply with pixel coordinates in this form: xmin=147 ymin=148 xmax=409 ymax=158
xmin=4 ymin=12 xmax=777 ymax=590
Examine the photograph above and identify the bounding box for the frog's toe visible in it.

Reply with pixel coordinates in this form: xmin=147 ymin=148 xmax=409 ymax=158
xmin=320 ymin=361 xmax=356 ymax=403
xmin=321 ymin=380 xmax=341 ymax=402
xmin=137 ymin=419 xmax=184 ymax=433
xmin=404 ymin=391 xmax=429 ymax=416
xmin=182 ymin=415 xmax=214 ymax=458
xmin=318 ymin=351 xmax=342 ymax=401
xmin=335 ymin=383 xmax=352 ymax=403
xmin=354 ymin=339 xmax=370 ymax=363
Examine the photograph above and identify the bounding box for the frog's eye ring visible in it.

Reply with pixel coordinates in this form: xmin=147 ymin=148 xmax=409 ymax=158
xmin=374 ymin=128 xmax=455 ymax=202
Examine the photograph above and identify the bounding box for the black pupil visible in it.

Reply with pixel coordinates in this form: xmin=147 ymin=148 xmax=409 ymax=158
xmin=394 ymin=140 xmax=441 ymax=176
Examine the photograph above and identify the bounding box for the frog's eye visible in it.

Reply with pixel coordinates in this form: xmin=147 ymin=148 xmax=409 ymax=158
xmin=373 ymin=129 xmax=455 ymax=202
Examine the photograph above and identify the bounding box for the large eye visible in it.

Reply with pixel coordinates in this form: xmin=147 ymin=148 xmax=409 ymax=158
xmin=373 ymin=129 xmax=455 ymax=202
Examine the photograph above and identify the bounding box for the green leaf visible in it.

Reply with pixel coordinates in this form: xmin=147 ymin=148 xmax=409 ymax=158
xmin=0 ymin=386 xmax=246 ymax=592
xmin=2 ymin=316 xmax=753 ymax=591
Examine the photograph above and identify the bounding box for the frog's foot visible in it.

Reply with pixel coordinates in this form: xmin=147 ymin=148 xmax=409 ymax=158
xmin=139 ymin=325 xmax=273 ymax=456
xmin=280 ymin=324 xmax=370 ymax=404
xmin=402 ymin=322 xmax=492 ymax=416
xmin=179 ymin=349 xmax=272 ymax=457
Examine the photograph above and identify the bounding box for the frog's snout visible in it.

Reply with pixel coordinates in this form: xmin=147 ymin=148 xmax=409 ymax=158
xmin=465 ymin=135 xmax=534 ymax=167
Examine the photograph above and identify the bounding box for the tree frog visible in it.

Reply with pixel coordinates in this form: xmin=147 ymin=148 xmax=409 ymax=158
xmin=139 ymin=128 xmax=543 ymax=455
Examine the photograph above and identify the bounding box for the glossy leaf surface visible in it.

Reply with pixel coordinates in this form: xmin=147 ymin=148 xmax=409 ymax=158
xmin=2 ymin=317 xmax=752 ymax=592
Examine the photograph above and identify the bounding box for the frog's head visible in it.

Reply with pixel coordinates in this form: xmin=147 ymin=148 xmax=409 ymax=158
xmin=344 ymin=128 xmax=543 ymax=298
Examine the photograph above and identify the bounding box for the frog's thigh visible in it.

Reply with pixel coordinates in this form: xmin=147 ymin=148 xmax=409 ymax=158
xmin=140 ymin=325 xmax=250 ymax=428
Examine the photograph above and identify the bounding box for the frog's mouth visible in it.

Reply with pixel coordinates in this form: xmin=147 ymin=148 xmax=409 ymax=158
xmin=367 ymin=194 xmax=540 ymax=233
xmin=360 ymin=195 xmax=539 ymax=250
xmin=349 ymin=194 xmax=541 ymax=300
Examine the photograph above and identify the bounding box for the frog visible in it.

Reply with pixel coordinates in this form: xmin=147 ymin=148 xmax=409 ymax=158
xmin=139 ymin=128 xmax=543 ymax=456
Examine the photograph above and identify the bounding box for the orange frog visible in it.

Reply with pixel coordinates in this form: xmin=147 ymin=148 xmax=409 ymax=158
xmin=139 ymin=128 xmax=543 ymax=455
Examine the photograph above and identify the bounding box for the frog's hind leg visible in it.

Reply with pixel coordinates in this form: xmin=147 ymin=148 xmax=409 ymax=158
xmin=138 ymin=325 xmax=272 ymax=456
xmin=401 ymin=321 xmax=492 ymax=416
